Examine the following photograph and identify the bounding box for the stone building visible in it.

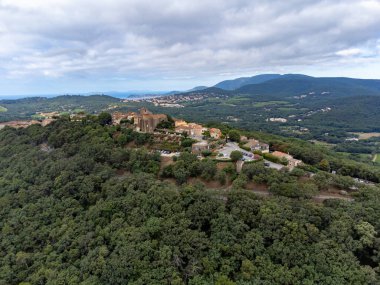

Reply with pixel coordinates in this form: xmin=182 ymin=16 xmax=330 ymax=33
xmin=192 ymin=141 xmax=209 ymax=154
xmin=272 ymin=151 xmax=302 ymax=170
xmin=112 ymin=111 xmax=136 ymax=125
xmin=174 ymin=119 xmax=187 ymax=128
xmin=112 ymin=108 xmax=167 ymax=133
xmin=175 ymin=122 xmax=206 ymax=138
xmin=134 ymin=108 xmax=167 ymax=133
xmin=244 ymin=139 xmax=269 ymax=153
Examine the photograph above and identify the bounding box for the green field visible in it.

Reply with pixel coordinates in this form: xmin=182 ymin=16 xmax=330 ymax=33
xmin=0 ymin=106 xmax=8 ymax=112
xmin=374 ymin=154 xmax=380 ymax=163
xmin=225 ymin=97 xmax=251 ymax=104
xmin=73 ymin=108 xmax=86 ymax=113
xmin=253 ymin=101 xmax=288 ymax=107
xmin=277 ymin=107 xmax=298 ymax=111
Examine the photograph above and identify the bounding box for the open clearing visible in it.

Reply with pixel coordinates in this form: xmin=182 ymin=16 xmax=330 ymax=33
xmin=0 ymin=106 xmax=7 ymax=112
xmin=353 ymin=132 xmax=380 ymax=140
xmin=374 ymin=154 xmax=380 ymax=163
xmin=253 ymin=101 xmax=289 ymax=107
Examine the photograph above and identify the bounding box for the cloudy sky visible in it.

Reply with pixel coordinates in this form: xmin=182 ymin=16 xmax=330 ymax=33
xmin=1 ymin=0 xmax=380 ymax=96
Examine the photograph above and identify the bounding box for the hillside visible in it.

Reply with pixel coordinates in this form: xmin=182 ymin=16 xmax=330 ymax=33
xmin=237 ymin=75 xmax=380 ymax=97
xmin=214 ymin=74 xmax=282 ymax=90
xmin=0 ymin=95 xmax=122 ymax=122
xmin=0 ymin=119 xmax=379 ymax=284
xmin=187 ymin=86 xmax=208 ymax=92
xmin=212 ymin=74 xmax=380 ymax=95
xmin=132 ymin=74 xmax=380 ymax=145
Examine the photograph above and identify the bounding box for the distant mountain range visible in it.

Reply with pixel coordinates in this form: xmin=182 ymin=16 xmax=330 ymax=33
xmin=178 ymin=74 xmax=380 ymax=99
xmin=141 ymin=73 xmax=380 ymax=99
xmin=235 ymin=74 xmax=380 ymax=97
xmin=2 ymin=73 xmax=380 ymax=100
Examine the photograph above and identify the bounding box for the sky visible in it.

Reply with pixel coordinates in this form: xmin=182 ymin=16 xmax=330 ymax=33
xmin=0 ymin=0 xmax=380 ymax=96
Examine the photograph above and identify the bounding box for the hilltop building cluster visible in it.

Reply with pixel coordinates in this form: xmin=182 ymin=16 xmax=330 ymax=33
xmin=0 ymin=105 xmax=304 ymax=171
xmin=112 ymin=108 xmax=167 ymax=133
xmin=112 ymin=108 xmax=223 ymax=142
xmin=111 ymin=108 xmax=226 ymax=157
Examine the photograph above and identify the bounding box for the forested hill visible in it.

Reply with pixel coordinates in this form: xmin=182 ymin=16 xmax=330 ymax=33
xmin=0 ymin=95 xmax=121 ymax=122
xmin=0 ymin=119 xmax=379 ymax=284
xmin=211 ymin=73 xmax=380 ymax=95
xmin=236 ymin=75 xmax=380 ymax=97
xmin=214 ymin=74 xmax=282 ymax=90
xmin=187 ymin=75 xmax=380 ymax=99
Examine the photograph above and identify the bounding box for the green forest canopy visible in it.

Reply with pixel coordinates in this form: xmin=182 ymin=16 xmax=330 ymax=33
xmin=0 ymin=119 xmax=379 ymax=284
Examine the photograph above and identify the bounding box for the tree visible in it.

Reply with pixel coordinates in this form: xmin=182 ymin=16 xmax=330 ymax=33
xmin=313 ymin=172 xmax=331 ymax=190
xmin=199 ymin=159 xmax=217 ymax=180
xmin=173 ymin=161 xmax=190 ymax=184
xmin=232 ymin=174 xmax=248 ymax=189
xmin=290 ymin=167 xmax=305 ymax=177
xmin=215 ymin=276 xmax=236 ymax=285
xmin=202 ymin=130 xmax=210 ymax=138
xmin=319 ymin=159 xmax=331 ymax=172
xmin=201 ymin=150 xmax=212 ymax=157
xmin=230 ymin=150 xmax=243 ymax=162
xmin=355 ymin=221 xmax=377 ymax=248
xmin=215 ymin=171 xmax=227 ymax=185
xmin=228 ymin=130 xmax=241 ymax=142
xmin=181 ymin=138 xmax=194 ymax=148
xmin=98 ymin=112 xmax=112 ymax=126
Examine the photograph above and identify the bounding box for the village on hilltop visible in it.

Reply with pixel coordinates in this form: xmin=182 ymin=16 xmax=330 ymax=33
xmin=110 ymin=108 xmax=303 ymax=170
xmin=0 ymin=107 xmax=303 ymax=171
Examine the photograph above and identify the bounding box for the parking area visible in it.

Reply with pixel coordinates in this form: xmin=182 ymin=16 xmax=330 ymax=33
xmin=217 ymin=142 xmax=255 ymax=161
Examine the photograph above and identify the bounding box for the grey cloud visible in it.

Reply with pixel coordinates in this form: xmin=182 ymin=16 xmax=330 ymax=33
xmin=0 ymin=0 xmax=380 ymax=84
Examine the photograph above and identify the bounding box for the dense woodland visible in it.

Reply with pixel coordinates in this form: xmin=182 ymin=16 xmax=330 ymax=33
xmin=0 ymin=118 xmax=379 ymax=284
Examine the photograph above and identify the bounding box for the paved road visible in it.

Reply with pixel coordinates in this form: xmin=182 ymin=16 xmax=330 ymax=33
xmin=263 ymin=159 xmax=284 ymax=170
xmin=315 ymin=194 xmax=354 ymax=202
xmin=249 ymin=189 xmax=353 ymax=201
xmin=236 ymin=160 xmax=244 ymax=173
